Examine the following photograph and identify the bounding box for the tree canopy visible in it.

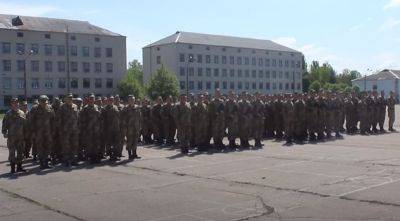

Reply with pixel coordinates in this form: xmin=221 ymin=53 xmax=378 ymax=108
xmin=117 ymin=59 xmax=144 ymax=99
xmin=146 ymin=66 xmax=179 ymax=100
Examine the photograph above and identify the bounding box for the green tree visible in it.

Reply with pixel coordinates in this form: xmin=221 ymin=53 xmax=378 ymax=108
xmin=337 ymin=69 xmax=361 ymax=86
xmin=146 ymin=66 xmax=179 ymax=100
xmin=309 ymin=81 xmax=322 ymax=92
xmin=117 ymin=59 xmax=145 ymax=98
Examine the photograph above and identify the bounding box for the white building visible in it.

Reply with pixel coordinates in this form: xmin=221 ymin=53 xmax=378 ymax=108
xmin=0 ymin=14 xmax=126 ymax=109
xmin=352 ymin=69 xmax=399 ymax=101
xmin=143 ymin=31 xmax=304 ymax=95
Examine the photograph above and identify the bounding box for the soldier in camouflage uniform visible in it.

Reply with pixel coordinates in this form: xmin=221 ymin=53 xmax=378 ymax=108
xmin=175 ymin=94 xmax=192 ymax=154
xmin=306 ymin=92 xmax=317 ymax=141
xmin=252 ymin=93 xmax=264 ymax=147
xmin=387 ymin=91 xmax=396 ymax=131
xmin=122 ymin=95 xmax=142 ymax=159
xmin=316 ymin=93 xmax=326 ymax=140
xmin=79 ymin=94 xmax=102 ymax=163
xmin=2 ymin=98 xmax=27 ymax=173
xmin=161 ymin=96 xmax=175 ymax=146
xmin=331 ymin=94 xmax=342 ymax=137
xmin=58 ymin=93 xmax=79 ymax=166
xmin=264 ymin=95 xmax=275 ymax=138
xmin=141 ymin=99 xmax=153 ymax=144
xmin=209 ymin=89 xmax=225 ymax=149
xmin=274 ymin=95 xmax=284 ymax=139
xmin=114 ymin=95 xmax=125 ymax=157
xmin=31 ymin=95 xmax=55 ymax=169
xmin=377 ymin=91 xmax=387 ymax=132
xmin=20 ymin=101 xmax=31 ymax=159
xmin=359 ymin=95 xmax=369 ymax=135
xmin=192 ymin=94 xmax=209 ymax=150
xmin=238 ymin=92 xmax=252 ymax=147
xmin=152 ymin=97 xmax=164 ymax=144
xmin=293 ymin=93 xmax=306 ymax=142
xmin=51 ymin=97 xmax=62 ymax=162
xmin=102 ymin=96 xmax=121 ymax=161
xmin=225 ymin=91 xmax=239 ymax=149
xmin=283 ymin=94 xmax=295 ymax=144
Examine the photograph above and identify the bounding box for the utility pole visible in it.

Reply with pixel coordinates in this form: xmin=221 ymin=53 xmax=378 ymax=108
xmin=65 ymin=24 xmax=71 ymax=94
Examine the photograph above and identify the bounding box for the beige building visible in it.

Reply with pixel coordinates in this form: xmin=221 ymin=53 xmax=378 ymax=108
xmin=0 ymin=14 xmax=126 ymax=109
xmin=143 ymin=31 xmax=304 ymax=95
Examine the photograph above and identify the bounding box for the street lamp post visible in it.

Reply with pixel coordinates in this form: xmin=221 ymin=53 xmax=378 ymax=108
xmin=186 ymin=55 xmax=195 ymax=96
xmin=17 ymin=49 xmax=34 ymax=101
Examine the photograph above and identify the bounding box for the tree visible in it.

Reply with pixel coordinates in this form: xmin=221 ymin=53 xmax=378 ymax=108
xmin=337 ymin=69 xmax=361 ymax=86
xmin=117 ymin=60 xmax=144 ymax=98
xmin=309 ymin=81 xmax=322 ymax=92
xmin=146 ymin=66 xmax=179 ymax=100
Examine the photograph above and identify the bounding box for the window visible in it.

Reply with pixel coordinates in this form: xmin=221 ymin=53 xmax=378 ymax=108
xmin=259 ymin=82 xmax=264 ymax=89
xmin=94 ymin=47 xmax=101 ymax=57
xmin=189 ymin=81 xmax=194 ymax=90
xmin=197 ymin=81 xmax=203 ymax=90
xmin=179 ymin=53 xmax=185 ymax=62
xmin=213 ymin=55 xmax=219 ymax=64
xmin=296 ymin=61 xmax=301 ymax=68
xmin=251 ymin=70 xmax=256 ymax=78
xmin=31 ymin=78 xmax=39 ymax=89
xmin=179 ymin=67 xmax=185 ymax=76
xmin=258 ymin=58 xmax=263 ymax=66
xmin=266 ymin=82 xmax=270 ymax=90
xmin=266 ymin=71 xmax=270 ymax=78
xmin=237 ymin=48 xmax=242 ymax=53
xmin=258 ymin=70 xmax=264 ymax=78
xmin=272 ymin=71 xmax=277 ymax=79
xmin=285 ymin=83 xmax=289 ymax=90
xmin=95 ymin=78 xmax=102 ymax=88
xmin=285 ymin=60 xmax=289 ymax=67
xmin=238 ymin=82 xmax=243 ymax=89
xmin=213 ymin=68 xmax=219 ymax=77
xmin=2 ymin=77 xmax=11 ymax=89
xmin=58 ymin=78 xmax=66 ymax=89
xmin=95 ymin=37 xmax=100 ymax=42
xmin=188 ymin=54 xmax=194 ymax=62
xmin=206 ymin=81 xmax=211 ymax=89
xmin=229 ymin=82 xmax=234 ymax=90
xmin=2 ymin=42 xmax=11 ymax=54
xmin=252 ymin=82 xmax=256 ymax=90
xmin=245 ymin=82 xmax=249 ymax=90
xmin=71 ymin=78 xmax=78 ymax=89
xmin=70 ymin=35 xmax=76 ymax=41
xmin=106 ymin=63 xmax=113 ymax=73
xmin=222 ymin=69 xmax=227 ymax=77
xmin=70 ymin=46 xmax=77 ymax=56
xmin=70 ymin=62 xmax=78 ymax=72
xmin=106 ymin=48 xmax=113 ymax=57
xmin=31 ymin=44 xmax=39 ymax=54
xmin=95 ymin=62 xmax=102 ymax=73
xmin=265 ymin=59 xmax=270 ymax=67
xmin=16 ymin=43 xmax=25 ymax=54
xmin=17 ymin=32 xmax=24 ymax=37
xmin=57 ymin=61 xmax=65 ymax=72
xmin=206 ymin=55 xmax=211 ymax=63
xmin=222 ymin=81 xmax=227 ymax=90
xmin=45 ymin=33 xmax=51 ymax=39
xmin=238 ymin=69 xmax=243 ymax=78
xmin=244 ymin=57 xmax=249 ymax=65
xmin=214 ymin=81 xmax=220 ymax=89
xmin=57 ymin=45 xmax=65 ymax=56
xmin=106 ymin=78 xmax=113 ymax=88
xmin=17 ymin=78 xmax=25 ymax=89
xmin=272 ymin=59 xmax=276 ymax=67
xmin=197 ymin=68 xmax=203 ymax=76
xmin=229 ymin=69 xmax=234 ymax=77
xmin=188 ymin=67 xmax=194 ymax=76
xmin=252 ymin=49 xmax=256 ymax=54
xmin=180 ymin=81 xmax=185 ymax=90
xmin=237 ymin=57 xmax=242 ymax=65
xmin=291 ymin=83 xmax=295 ymax=90
xmin=83 ymin=78 xmax=91 ymax=88
xmin=44 ymin=78 xmax=53 ymax=89
xmin=297 ymin=83 xmax=301 ymax=90
xmin=188 ymin=44 xmax=193 ymax=49
xmin=279 ymin=71 xmax=283 ymax=79
xmin=279 ymin=83 xmax=283 ymax=90
xmin=206 ymin=46 xmax=210 ymax=51
xmin=156 ymin=47 xmax=160 ymax=51
xmin=279 ymin=60 xmax=283 ymax=67
xmin=291 ymin=60 xmax=295 ymax=68
xmin=229 ymin=56 xmax=234 ymax=65
xmin=44 ymin=44 xmax=52 ymax=56
xmin=222 ymin=56 xmax=227 ymax=64
xmin=245 ymin=70 xmax=250 ymax=78
xmin=222 ymin=47 xmax=226 ymax=52
xmin=31 ymin=61 xmax=39 ymax=72
xmin=3 ymin=60 xmax=11 ymax=71
xmin=197 ymin=54 xmax=202 ymax=63
xmin=17 ymin=60 xmax=25 ymax=71
xmin=45 ymin=61 xmax=53 ymax=72
xmin=252 ymin=57 xmax=256 ymax=66
xmin=285 ymin=71 xmax=289 ymax=79
xmin=156 ymin=56 xmax=161 ymax=64
xmin=83 ymin=62 xmax=90 ymax=73
xmin=82 ymin=47 xmax=90 ymax=57
xmin=272 ymin=83 xmax=277 ymax=90
xmin=206 ymin=68 xmax=211 ymax=77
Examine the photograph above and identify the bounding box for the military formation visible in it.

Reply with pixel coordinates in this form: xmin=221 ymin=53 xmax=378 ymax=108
xmin=2 ymin=89 xmax=397 ymax=174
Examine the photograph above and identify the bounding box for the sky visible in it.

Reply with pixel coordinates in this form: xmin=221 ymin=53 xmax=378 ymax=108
xmin=1 ymin=0 xmax=400 ymax=74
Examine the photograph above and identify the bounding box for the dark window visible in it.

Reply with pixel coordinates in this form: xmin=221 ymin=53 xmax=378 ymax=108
xmin=179 ymin=53 xmax=185 ymax=62
xmin=206 ymin=81 xmax=211 ymax=89
xmin=180 ymin=67 xmax=185 ymax=76
xmin=83 ymin=62 xmax=90 ymax=73
xmin=229 ymin=69 xmax=234 ymax=77
xmin=189 ymin=81 xmax=194 ymax=90
xmin=251 ymin=70 xmax=256 ymax=78
xmin=31 ymin=78 xmax=39 ymax=89
xmin=237 ymin=57 xmax=242 ymax=65
xmin=71 ymin=78 xmax=78 ymax=89
xmin=156 ymin=56 xmax=161 ymax=64
xmin=205 ymin=55 xmax=211 ymax=63
xmin=16 ymin=43 xmax=25 ymax=54
xmin=180 ymin=81 xmax=185 ymax=90
xmin=95 ymin=78 xmax=102 ymax=88
xmin=188 ymin=67 xmax=194 ymax=76
xmin=58 ymin=78 xmax=66 ymax=88
xmin=222 ymin=81 xmax=227 ymax=90
xmin=197 ymin=68 xmax=203 ymax=76
xmin=252 ymin=57 xmax=256 ymax=65
xmin=238 ymin=82 xmax=243 ymax=89
xmin=188 ymin=44 xmax=193 ymax=49
xmin=245 ymin=82 xmax=249 ymax=90
xmin=252 ymin=82 xmax=256 ymax=89
xmin=83 ymin=78 xmax=91 ymax=88
xmin=17 ymin=60 xmax=25 ymax=71
xmin=206 ymin=68 xmax=211 ymax=77
xmin=238 ymin=69 xmax=243 ymax=78
xmin=259 ymin=70 xmax=264 ymax=78
xmin=106 ymin=48 xmax=113 ymax=57
xmin=94 ymin=47 xmax=101 ymax=57
xmin=244 ymin=57 xmax=249 ymax=65
xmin=106 ymin=63 xmax=113 ymax=73
xmin=197 ymin=54 xmax=202 ymax=63
xmin=45 ymin=33 xmax=51 ymax=39
xmin=266 ymin=71 xmax=270 ymax=78
xmin=197 ymin=81 xmax=203 ymax=90
xmin=222 ymin=69 xmax=227 ymax=77
xmin=31 ymin=44 xmax=39 ymax=54
xmin=259 ymin=58 xmax=263 ymax=66
xmin=229 ymin=82 xmax=234 ymax=90
xmin=57 ymin=45 xmax=65 ymax=56
xmin=213 ymin=55 xmax=219 ymax=64
xmin=213 ymin=68 xmax=219 ymax=77
xmin=17 ymin=32 xmax=23 ymax=37
xmin=2 ymin=42 xmax=11 ymax=54
xmin=285 ymin=83 xmax=289 ymax=90
xmin=70 ymin=62 xmax=78 ymax=72
xmin=82 ymin=47 xmax=90 ymax=57
xmin=45 ymin=61 xmax=53 ymax=72
xmin=44 ymin=44 xmax=52 ymax=56
xmin=106 ymin=78 xmax=113 ymax=88
xmin=222 ymin=56 xmax=227 ymax=64
xmin=58 ymin=61 xmax=65 ymax=72
xmin=31 ymin=61 xmax=39 ymax=72
xmin=70 ymin=46 xmax=77 ymax=56
xmin=3 ymin=60 xmax=11 ymax=71
xmin=70 ymin=35 xmax=76 ymax=40
xmin=214 ymin=81 xmax=219 ymax=89
xmin=229 ymin=56 xmax=234 ymax=65
xmin=95 ymin=37 xmax=100 ymax=42
xmin=279 ymin=83 xmax=283 ymax=90
xmin=95 ymin=62 xmax=102 ymax=73
xmin=259 ymin=82 xmax=263 ymax=89
xmin=266 ymin=82 xmax=270 ymax=90
xmin=265 ymin=59 xmax=270 ymax=67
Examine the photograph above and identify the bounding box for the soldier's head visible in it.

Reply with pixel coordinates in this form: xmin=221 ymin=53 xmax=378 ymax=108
xmin=95 ymin=97 xmax=102 ymax=106
xmin=114 ymin=95 xmax=121 ymax=105
xmin=128 ymin=95 xmax=135 ymax=105
xmin=108 ymin=96 xmax=114 ymax=105
xmin=166 ymin=95 xmax=172 ymax=104
xmin=180 ymin=94 xmax=187 ymax=104
xmin=39 ymin=95 xmax=49 ymax=106
xmin=20 ymin=100 xmax=28 ymax=112
xmin=65 ymin=93 xmax=73 ymax=105
xmin=198 ymin=94 xmax=205 ymax=103
xmin=390 ymin=91 xmax=395 ymax=97
xmin=87 ymin=94 xmax=95 ymax=105
xmin=215 ymin=88 xmax=221 ymax=98
xmin=10 ymin=98 xmax=19 ymax=110
xmin=156 ymin=96 xmax=163 ymax=105
xmin=228 ymin=91 xmax=235 ymax=100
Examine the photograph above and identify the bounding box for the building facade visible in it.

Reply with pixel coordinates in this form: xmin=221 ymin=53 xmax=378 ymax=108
xmin=352 ymin=69 xmax=399 ymax=101
xmin=0 ymin=14 xmax=126 ymax=109
xmin=143 ymin=31 xmax=304 ymax=95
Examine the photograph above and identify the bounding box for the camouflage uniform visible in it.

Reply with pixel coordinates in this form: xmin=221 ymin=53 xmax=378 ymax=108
xmin=141 ymin=103 xmax=153 ymax=143
xmin=161 ymin=103 xmax=175 ymax=145
xmin=283 ymin=99 xmax=295 ymax=143
xmin=209 ymin=98 xmax=225 ymax=148
xmin=238 ymin=98 xmax=252 ymax=147
xmin=79 ymin=103 xmax=101 ymax=162
xmin=152 ymin=103 xmax=163 ymax=144
xmin=115 ymin=102 xmax=125 ymax=157
xmin=175 ymin=102 xmax=191 ymax=154
xmin=387 ymin=96 xmax=396 ymax=131
xmin=273 ymin=98 xmax=284 ymax=139
xmin=122 ymin=104 xmax=141 ymax=158
xmin=192 ymin=101 xmax=209 ymax=149
xmin=225 ymin=99 xmax=239 ymax=147
xmin=58 ymin=102 xmax=79 ymax=164
xmin=377 ymin=95 xmax=386 ymax=131
xmin=252 ymin=98 xmax=264 ymax=147
xmin=102 ymin=103 xmax=121 ymax=160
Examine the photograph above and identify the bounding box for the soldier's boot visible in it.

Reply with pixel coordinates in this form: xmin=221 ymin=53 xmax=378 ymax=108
xmin=317 ymin=133 xmax=324 ymax=140
xmin=33 ymin=154 xmax=37 ymax=162
xmin=181 ymin=146 xmax=188 ymax=154
xmin=335 ymin=132 xmax=341 ymax=138
xmin=326 ymin=132 xmax=332 ymax=138
xmin=254 ymin=139 xmax=262 ymax=148
xmin=17 ymin=163 xmax=26 ymax=172
xmin=128 ymin=150 xmax=133 ymax=159
xmin=10 ymin=162 xmax=16 ymax=174
xmin=229 ymin=140 xmax=237 ymax=149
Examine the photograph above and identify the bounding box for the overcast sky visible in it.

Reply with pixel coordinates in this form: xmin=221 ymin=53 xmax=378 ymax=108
xmin=1 ymin=0 xmax=400 ymax=74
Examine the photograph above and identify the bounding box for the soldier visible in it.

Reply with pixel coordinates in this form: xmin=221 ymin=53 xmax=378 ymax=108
xmin=58 ymin=93 xmax=79 ymax=166
xmin=283 ymin=94 xmax=295 ymax=144
xmin=193 ymin=94 xmax=209 ymax=150
xmin=141 ymin=99 xmax=153 ymax=144
xmin=79 ymin=94 xmax=101 ymax=163
xmin=31 ymin=95 xmax=55 ymax=169
xmin=209 ymin=89 xmax=225 ymax=149
xmin=293 ymin=93 xmax=306 ymax=142
xmin=175 ymin=94 xmax=192 ymax=154
xmin=225 ymin=91 xmax=239 ymax=149
xmin=238 ymin=92 xmax=252 ymax=148
xmin=274 ymin=95 xmax=284 ymax=139
xmin=102 ymin=96 xmax=121 ymax=161
xmin=359 ymin=95 xmax=369 ymax=135
xmin=377 ymin=91 xmax=387 ymax=132
xmin=316 ymin=93 xmax=326 ymax=140
xmin=331 ymin=93 xmax=342 ymax=137
xmin=264 ymin=95 xmax=275 ymax=138
xmin=20 ymin=101 xmax=31 ymax=159
xmin=161 ymin=96 xmax=175 ymax=146
xmin=152 ymin=96 xmax=164 ymax=144
xmin=387 ymin=91 xmax=396 ymax=131
xmin=122 ymin=95 xmax=142 ymax=159
xmin=2 ymin=98 xmax=27 ymax=173
xmin=51 ymin=97 xmax=62 ymax=162
xmin=252 ymin=93 xmax=264 ymax=148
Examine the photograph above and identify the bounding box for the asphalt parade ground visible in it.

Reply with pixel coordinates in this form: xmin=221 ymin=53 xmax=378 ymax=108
xmin=0 ymin=110 xmax=400 ymax=220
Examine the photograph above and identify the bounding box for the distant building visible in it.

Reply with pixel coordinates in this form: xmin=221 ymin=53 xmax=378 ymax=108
xmin=143 ymin=31 xmax=304 ymax=95
xmin=0 ymin=14 xmax=126 ymax=109
xmin=352 ymin=69 xmax=399 ymax=101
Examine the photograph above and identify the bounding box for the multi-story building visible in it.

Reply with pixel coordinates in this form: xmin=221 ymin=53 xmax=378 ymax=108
xmin=143 ymin=31 xmax=304 ymax=95
xmin=0 ymin=14 xmax=126 ymax=109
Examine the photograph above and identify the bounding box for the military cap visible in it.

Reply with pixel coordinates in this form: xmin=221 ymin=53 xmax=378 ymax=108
xmin=109 ymin=95 xmax=114 ymax=99
xmin=39 ymin=95 xmax=49 ymax=101
xmin=66 ymin=93 xmax=73 ymax=98
xmin=10 ymin=97 xmax=18 ymax=103
xmin=96 ymin=96 xmax=102 ymax=101
xmin=75 ymin=97 xmax=83 ymax=102
xmin=33 ymin=99 xmax=39 ymax=105
xmin=115 ymin=94 xmax=120 ymax=98
xmin=89 ymin=93 xmax=95 ymax=98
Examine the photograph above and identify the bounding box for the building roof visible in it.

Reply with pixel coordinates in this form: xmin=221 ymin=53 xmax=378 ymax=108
xmin=0 ymin=14 xmax=122 ymax=36
xmin=144 ymin=31 xmax=300 ymax=53
xmin=353 ymin=69 xmax=400 ymax=81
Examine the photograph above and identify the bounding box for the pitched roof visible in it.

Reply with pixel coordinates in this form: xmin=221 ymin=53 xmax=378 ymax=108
xmin=0 ymin=14 xmax=122 ymax=36
xmin=144 ymin=31 xmax=300 ymax=53
xmin=353 ymin=69 xmax=400 ymax=81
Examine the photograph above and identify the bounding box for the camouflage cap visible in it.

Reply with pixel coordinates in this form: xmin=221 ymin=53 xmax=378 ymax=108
xmin=89 ymin=93 xmax=95 ymax=98
xmin=39 ymin=95 xmax=49 ymax=101
xmin=75 ymin=97 xmax=83 ymax=102
xmin=66 ymin=93 xmax=73 ymax=98
xmin=96 ymin=96 xmax=102 ymax=101
xmin=21 ymin=100 xmax=28 ymax=105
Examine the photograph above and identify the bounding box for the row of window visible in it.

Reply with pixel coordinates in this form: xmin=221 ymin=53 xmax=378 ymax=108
xmin=1 ymin=60 xmax=113 ymax=73
xmin=176 ymin=53 xmax=301 ymax=68
xmin=14 ymin=32 xmax=101 ymax=43
xmin=2 ymin=77 xmax=114 ymax=90
xmin=179 ymin=67 xmax=302 ymax=80
xmin=179 ymin=81 xmax=302 ymax=91
xmin=1 ymin=42 xmax=113 ymax=57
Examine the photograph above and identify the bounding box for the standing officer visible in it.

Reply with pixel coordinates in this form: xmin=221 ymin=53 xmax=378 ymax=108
xmin=387 ymin=91 xmax=396 ymax=131
xmin=122 ymin=95 xmax=142 ymax=159
xmin=103 ymin=96 xmax=121 ymax=161
xmin=2 ymin=98 xmax=27 ymax=173
xmin=225 ymin=91 xmax=239 ymax=149
xmin=175 ymin=94 xmax=192 ymax=154
xmin=193 ymin=94 xmax=209 ymax=150
xmin=209 ymin=89 xmax=225 ymax=149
